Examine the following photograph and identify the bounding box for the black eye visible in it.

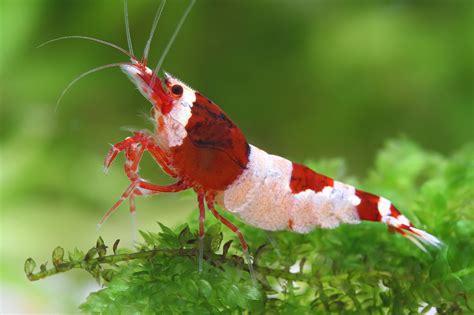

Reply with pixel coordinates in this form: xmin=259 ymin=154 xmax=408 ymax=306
xmin=171 ymin=84 xmax=183 ymax=96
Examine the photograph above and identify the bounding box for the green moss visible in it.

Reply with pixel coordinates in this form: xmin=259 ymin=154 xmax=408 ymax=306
xmin=26 ymin=139 xmax=473 ymax=313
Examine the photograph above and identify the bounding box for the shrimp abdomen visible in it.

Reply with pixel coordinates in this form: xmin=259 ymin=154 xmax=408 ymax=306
xmin=218 ymin=144 xmax=441 ymax=250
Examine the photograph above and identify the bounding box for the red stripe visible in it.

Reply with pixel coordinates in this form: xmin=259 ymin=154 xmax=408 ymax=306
xmin=289 ymin=163 xmax=334 ymax=194
xmin=288 ymin=219 xmax=294 ymax=231
xmin=390 ymin=204 xmax=400 ymax=218
xmin=355 ymin=190 xmax=381 ymax=222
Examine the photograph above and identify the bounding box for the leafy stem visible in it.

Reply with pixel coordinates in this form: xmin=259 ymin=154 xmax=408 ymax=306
xmin=24 ymin=225 xmax=317 ymax=285
xmin=26 ymin=246 xmax=197 ymax=282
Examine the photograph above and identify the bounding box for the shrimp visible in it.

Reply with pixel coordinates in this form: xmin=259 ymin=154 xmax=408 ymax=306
xmin=47 ymin=0 xmax=441 ymax=283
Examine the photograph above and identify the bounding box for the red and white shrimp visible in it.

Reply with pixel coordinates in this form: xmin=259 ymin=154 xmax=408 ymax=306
xmin=48 ymin=0 xmax=441 ymax=281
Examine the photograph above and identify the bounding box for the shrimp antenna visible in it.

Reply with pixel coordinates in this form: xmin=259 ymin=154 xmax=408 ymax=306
xmin=143 ymin=0 xmax=167 ymax=65
xmin=123 ymin=0 xmax=134 ymax=57
xmin=151 ymin=0 xmax=196 ymax=86
xmin=38 ymin=36 xmax=136 ymax=61
xmin=55 ymin=62 xmax=125 ymax=112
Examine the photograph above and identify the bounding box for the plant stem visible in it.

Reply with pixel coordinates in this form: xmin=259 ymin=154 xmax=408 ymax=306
xmin=26 ymin=246 xmax=315 ymax=283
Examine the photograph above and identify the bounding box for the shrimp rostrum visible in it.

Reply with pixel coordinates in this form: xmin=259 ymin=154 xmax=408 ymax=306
xmin=50 ymin=0 xmax=441 ymax=281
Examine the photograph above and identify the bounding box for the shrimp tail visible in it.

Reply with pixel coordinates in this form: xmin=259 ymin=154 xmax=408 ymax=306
xmin=387 ymin=220 xmax=442 ymax=253
xmin=354 ymin=190 xmax=442 ymax=252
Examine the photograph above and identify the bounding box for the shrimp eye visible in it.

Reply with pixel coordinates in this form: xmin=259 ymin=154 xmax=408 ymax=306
xmin=171 ymin=84 xmax=183 ymax=96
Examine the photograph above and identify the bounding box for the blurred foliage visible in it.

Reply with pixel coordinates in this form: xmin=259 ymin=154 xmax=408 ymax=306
xmin=25 ymin=139 xmax=474 ymax=313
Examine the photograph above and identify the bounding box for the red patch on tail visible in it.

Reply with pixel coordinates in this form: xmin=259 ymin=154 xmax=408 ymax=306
xmin=288 ymin=219 xmax=294 ymax=231
xmin=390 ymin=204 xmax=401 ymax=218
xmin=355 ymin=190 xmax=381 ymax=221
xmin=290 ymin=163 xmax=334 ymax=194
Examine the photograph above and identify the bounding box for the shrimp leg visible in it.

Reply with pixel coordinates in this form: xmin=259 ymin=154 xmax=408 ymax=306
xmin=99 ymin=131 xmax=189 ymax=228
xmin=197 ymin=191 xmax=206 ymax=272
xmin=104 ymin=131 xmax=173 ymax=177
xmin=206 ymin=193 xmax=256 ymax=285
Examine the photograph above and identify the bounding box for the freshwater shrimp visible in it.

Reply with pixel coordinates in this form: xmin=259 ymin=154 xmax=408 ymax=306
xmin=46 ymin=0 xmax=441 ymax=282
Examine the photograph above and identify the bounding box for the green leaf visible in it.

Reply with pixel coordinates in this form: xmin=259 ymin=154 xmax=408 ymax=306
xmin=68 ymin=247 xmax=84 ymax=262
xmin=430 ymin=250 xmax=451 ymax=280
xmin=24 ymin=258 xmax=36 ymax=275
xmin=379 ymin=292 xmax=390 ymax=306
xmin=52 ymin=246 xmax=64 ymax=267
xmin=96 ymin=236 xmax=105 ymax=248
xmin=101 ymin=269 xmax=115 ymax=282
xmin=96 ymin=237 xmax=106 ymax=257
xmin=40 ymin=262 xmax=47 ymax=272
xmin=222 ymin=284 xmax=241 ymax=308
xmin=84 ymin=247 xmax=98 ymax=261
xmin=178 ymin=225 xmax=194 ymax=247
xmin=245 ymin=286 xmax=262 ymax=300
xmin=206 ymin=223 xmax=221 ymax=238
xmin=158 ymin=222 xmax=175 ymax=236
xmin=198 ymin=279 xmax=212 ymax=298
xmin=139 ymin=230 xmax=154 ymax=246
xmin=211 ymin=232 xmax=223 ymax=253
xmin=112 ymin=239 xmax=120 ymax=254
xmin=222 ymin=240 xmax=233 ymax=256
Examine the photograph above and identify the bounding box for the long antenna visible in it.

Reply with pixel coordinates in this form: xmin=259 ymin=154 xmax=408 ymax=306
xmin=151 ymin=0 xmax=196 ymax=86
xmin=38 ymin=36 xmax=136 ymax=60
xmin=143 ymin=0 xmax=167 ymax=65
xmin=124 ymin=0 xmax=134 ymax=57
xmin=55 ymin=62 xmax=125 ymax=112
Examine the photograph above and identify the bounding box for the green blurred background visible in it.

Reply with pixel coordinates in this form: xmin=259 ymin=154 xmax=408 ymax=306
xmin=1 ymin=0 xmax=473 ymax=312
